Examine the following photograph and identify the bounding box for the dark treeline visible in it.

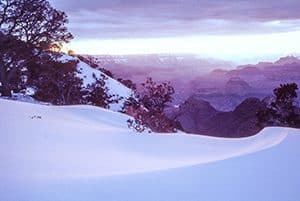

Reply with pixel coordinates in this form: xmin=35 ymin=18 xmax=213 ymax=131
xmin=0 ymin=0 xmax=118 ymax=108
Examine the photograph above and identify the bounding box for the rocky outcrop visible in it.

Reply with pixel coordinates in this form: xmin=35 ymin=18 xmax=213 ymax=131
xmin=206 ymin=98 xmax=265 ymax=137
xmin=168 ymin=95 xmax=218 ymax=133
xmin=168 ymin=96 xmax=265 ymax=137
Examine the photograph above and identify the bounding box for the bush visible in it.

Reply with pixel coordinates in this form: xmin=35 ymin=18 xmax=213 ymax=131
xmin=127 ymin=118 xmax=149 ymax=133
xmin=123 ymin=77 xmax=179 ymax=133
xmin=77 ymin=55 xmax=114 ymax=78
xmin=117 ymin=78 xmax=137 ymax=90
xmin=85 ymin=73 xmax=120 ymax=108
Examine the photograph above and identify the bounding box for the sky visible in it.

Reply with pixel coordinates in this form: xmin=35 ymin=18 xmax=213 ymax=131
xmin=49 ymin=0 xmax=300 ymax=64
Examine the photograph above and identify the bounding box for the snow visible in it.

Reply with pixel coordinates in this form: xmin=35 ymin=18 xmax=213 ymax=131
xmin=2 ymin=93 xmax=48 ymax=105
xmin=58 ymin=54 xmax=133 ymax=111
xmin=76 ymin=60 xmax=132 ymax=111
xmin=0 ymin=99 xmax=300 ymax=201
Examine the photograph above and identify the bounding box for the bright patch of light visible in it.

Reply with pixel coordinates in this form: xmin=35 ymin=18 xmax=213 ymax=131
xmin=64 ymin=31 xmax=300 ymax=63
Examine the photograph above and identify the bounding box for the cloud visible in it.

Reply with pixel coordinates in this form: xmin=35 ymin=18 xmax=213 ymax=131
xmin=49 ymin=0 xmax=300 ymax=39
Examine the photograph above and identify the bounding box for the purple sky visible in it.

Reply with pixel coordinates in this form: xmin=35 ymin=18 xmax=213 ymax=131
xmin=49 ymin=0 xmax=300 ymax=63
xmin=50 ymin=0 xmax=300 ymax=38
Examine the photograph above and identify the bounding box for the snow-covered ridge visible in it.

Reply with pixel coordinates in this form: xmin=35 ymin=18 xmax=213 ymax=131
xmin=0 ymin=99 xmax=295 ymax=180
xmin=59 ymin=54 xmax=133 ymax=111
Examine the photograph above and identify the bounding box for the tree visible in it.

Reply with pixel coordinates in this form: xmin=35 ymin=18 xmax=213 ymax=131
xmin=138 ymin=77 xmax=175 ymax=113
xmin=123 ymin=77 xmax=178 ymax=133
xmin=85 ymin=73 xmax=120 ymax=108
xmin=0 ymin=0 xmax=73 ymax=97
xmin=257 ymin=83 xmax=300 ymax=127
xmin=0 ymin=0 xmax=73 ymax=49
xmin=31 ymin=59 xmax=85 ymax=105
xmin=0 ymin=32 xmax=33 ymax=96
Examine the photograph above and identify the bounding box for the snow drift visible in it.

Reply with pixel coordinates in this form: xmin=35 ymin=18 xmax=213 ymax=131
xmin=0 ymin=99 xmax=293 ymax=180
xmin=1 ymin=99 xmax=300 ymax=201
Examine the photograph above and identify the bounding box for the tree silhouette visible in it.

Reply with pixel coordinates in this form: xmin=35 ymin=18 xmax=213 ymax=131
xmin=0 ymin=0 xmax=73 ymax=49
xmin=0 ymin=0 xmax=73 ymax=97
xmin=0 ymin=33 xmax=33 ymax=96
xmin=85 ymin=74 xmax=120 ymax=108
xmin=124 ymin=77 xmax=178 ymax=133
xmin=31 ymin=59 xmax=85 ymax=105
xmin=257 ymin=83 xmax=300 ymax=127
xmin=138 ymin=77 xmax=175 ymax=113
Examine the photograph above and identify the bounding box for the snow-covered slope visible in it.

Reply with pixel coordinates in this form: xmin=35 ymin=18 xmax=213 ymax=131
xmin=0 ymin=99 xmax=292 ymax=178
xmin=59 ymin=54 xmax=132 ymax=111
xmin=1 ymin=99 xmax=299 ymax=201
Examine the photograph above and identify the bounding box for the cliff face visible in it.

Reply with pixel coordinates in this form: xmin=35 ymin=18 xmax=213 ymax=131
xmin=170 ymin=95 xmax=218 ymax=133
xmin=168 ymin=96 xmax=265 ymax=137
xmin=206 ymin=98 xmax=265 ymax=137
xmin=224 ymin=77 xmax=252 ymax=95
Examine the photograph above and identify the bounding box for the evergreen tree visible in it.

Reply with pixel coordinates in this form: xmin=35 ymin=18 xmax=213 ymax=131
xmin=0 ymin=0 xmax=73 ymax=49
xmin=31 ymin=59 xmax=85 ymax=105
xmin=257 ymin=83 xmax=300 ymax=127
xmin=85 ymin=73 xmax=120 ymax=108
xmin=0 ymin=33 xmax=32 ymax=96
xmin=0 ymin=0 xmax=72 ymax=97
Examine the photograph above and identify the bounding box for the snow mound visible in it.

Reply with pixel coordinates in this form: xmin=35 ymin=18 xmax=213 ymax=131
xmin=0 ymin=99 xmax=292 ymax=180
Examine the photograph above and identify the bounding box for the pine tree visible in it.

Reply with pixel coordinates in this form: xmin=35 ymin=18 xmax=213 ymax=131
xmin=85 ymin=73 xmax=120 ymax=108
xmin=31 ymin=59 xmax=85 ymax=105
xmin=0 ymin=0 xmax=72 ymax=97
xmin=257 ymin=83 xmax=300 ymax=127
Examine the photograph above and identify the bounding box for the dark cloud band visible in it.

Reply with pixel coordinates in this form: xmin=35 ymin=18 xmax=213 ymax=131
xmin=49 ymin=0 xmax=300 ymax=39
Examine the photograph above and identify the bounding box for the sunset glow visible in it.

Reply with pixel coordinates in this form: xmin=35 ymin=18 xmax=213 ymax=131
xmin=50 ymin=0 xmax=300 ymax=63
xmin=63 ymin=30 xmax=300 ymax=63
